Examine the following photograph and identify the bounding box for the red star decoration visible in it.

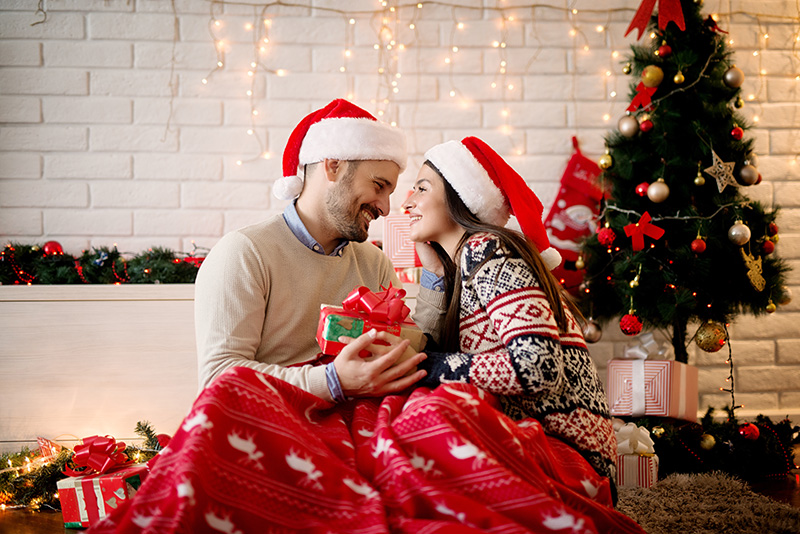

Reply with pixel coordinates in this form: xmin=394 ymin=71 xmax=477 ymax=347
xmin=626 ymin=83 xmax=658 ymax=112
xmin=624 ymin=212 xmax=665 ymax=251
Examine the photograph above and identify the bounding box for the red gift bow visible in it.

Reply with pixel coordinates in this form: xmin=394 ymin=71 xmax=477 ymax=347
xmin=626 ymin=82 xmax=657 ymax=112
xmin=63 ymin=435 xmax=130 ymax=477
xmin=341 ymin=285 xmax=411 ymax=325
xmin=624 ymin=212 xmax=665 ymax=251
xmin=625 ymin=0 xmax=686 ymax=40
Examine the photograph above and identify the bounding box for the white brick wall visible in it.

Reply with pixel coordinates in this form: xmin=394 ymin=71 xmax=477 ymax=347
xmin=1 ymin=0 xmax=799 ymax=419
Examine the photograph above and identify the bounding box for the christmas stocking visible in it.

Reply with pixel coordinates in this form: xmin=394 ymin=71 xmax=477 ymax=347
xmin=543 ymin=137 xmax=607 ymax=294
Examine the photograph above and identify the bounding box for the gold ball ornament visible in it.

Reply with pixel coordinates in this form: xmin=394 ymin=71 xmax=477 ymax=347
xmin=777 ymin=287 xmax=792 ymax=306
xmin=651 ymin=426 xmax=665 ymax=438
xmin=695 ymin=320 xmax=728 ymax=352
xmin=641 ymin=65 xmax=664 ymax=88
xmin=699 ymin=433 xmax=716 ymax=450
xmin=623 ymin=62 xmax=632 ymax=75
xmin=598 ymin=153 xmax=613 ymax=170
xmin=575 ymin=255 xmax=585 ymax=270
xmin=734 ymin=96 xmax=745 ymax=109
xmin=647 ymin=178 xmax=670 ymax=203
xmin=723 ymin=65 xmax=745 ymax=88
xmin=766 ymin=301 xmax=777 ymax=313
xmin=728 ymin=220 xmax=751 ymax=246
xmin=673 ymin=71 xmax=685 ymax=84
xmin=618 ymin=115 xmax=640 ymax=138
xmin=694 ymin=172 xmax=706 ymax=186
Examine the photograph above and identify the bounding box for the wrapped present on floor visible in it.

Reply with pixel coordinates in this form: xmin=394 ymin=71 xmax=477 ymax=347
xmin=607 ymin=333 xmax=698 ymax=422
xmin=614 ymin=419 xmax=659 ymax=488
xmin=316 ymin=285 xmax=425 ymax=361
xmin=58 ymin=463 xmax=148 ymax=528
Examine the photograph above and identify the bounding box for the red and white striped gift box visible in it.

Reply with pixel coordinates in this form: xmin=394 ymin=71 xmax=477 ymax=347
xmin=607 ymin=360 xmax=698 ymax=422
xmin=382 ymin=214 xmax=421 ymax=268
xmin=616 ymin=454 xmax=659 ymax=488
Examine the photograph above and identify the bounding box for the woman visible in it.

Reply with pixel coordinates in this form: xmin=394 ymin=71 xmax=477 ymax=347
xmin=405 ymin=137 xmax=620 ymax=501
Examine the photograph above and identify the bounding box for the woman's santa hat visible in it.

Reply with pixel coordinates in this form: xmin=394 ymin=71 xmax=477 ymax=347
xmin=273 ymin=99 xmax=408 ymax=200
xmin=424 ymin=136 xmax=562 ymax=270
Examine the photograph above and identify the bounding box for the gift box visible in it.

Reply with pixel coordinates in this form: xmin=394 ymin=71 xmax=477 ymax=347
xmin=607 ymin=359 xmax=698 ymax=421
xmin=616 ymin=454 xmax=659 ymax=488
xmin=57 ymin=464 xmax=148 ymax=528
xmin=382 ymin=213 xmax=422 ymax=268
xmin=316 ymin=285 xmax=425 ymax=359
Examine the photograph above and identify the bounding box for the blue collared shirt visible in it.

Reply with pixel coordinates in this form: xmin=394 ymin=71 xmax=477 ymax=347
xmin=283 ymin=201 xmax=349 ymax=257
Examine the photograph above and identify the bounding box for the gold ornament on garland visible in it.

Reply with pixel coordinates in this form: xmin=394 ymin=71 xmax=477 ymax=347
xmin=699 ymin=433 xmax=716 ymax=450
xmin=734 ymin=96 xmax=745 ymax=109
xmin=695 ymin=320 xmax=728 ymax=352
xmin=651 ymin=426 xmax=665 ymax=438
xmin=765 ymin=300 xmax=777 ymax=313
xmin=704 ymin=149 xmax=737 ymax=193
xmin=641 ymin=65 xmax=664 ymax=87
xmin=673 ymin=71 xmax=685 ymax=84
xmin=598 ymin=151 xmax=613 ymax=170
xmin=623 ymin=62 xmax=632 ymax=75
xmin=740 ymin=249 xmax=765 ymax=291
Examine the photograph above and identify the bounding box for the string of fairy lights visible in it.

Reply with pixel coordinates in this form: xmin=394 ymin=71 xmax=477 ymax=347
xmin=159 ymin=0 xmax=800 ymax=166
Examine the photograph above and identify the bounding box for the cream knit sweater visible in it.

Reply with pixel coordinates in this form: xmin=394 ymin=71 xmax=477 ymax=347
xmin=194 ymin=215 xmax=402 ymax=399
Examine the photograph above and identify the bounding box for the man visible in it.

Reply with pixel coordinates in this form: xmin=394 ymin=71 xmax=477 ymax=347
xmin=194 ymin=99 xmax=430 ymax=402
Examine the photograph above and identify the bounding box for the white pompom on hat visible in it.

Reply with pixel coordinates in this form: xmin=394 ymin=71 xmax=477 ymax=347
xmin=424 ymin=137 xmax=562 ymax=270
xmin=273 ymin=99 xmax=408 ymax=200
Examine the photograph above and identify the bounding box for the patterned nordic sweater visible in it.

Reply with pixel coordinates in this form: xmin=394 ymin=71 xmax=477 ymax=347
xmin=421 ymin=232 xmax=617 ymax=481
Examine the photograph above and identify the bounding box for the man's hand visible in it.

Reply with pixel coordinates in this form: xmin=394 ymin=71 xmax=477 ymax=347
xmin=333 ymin=329 xmax=426 ymax=398
xmin=415 ymin=241 xmax=444 ymax=277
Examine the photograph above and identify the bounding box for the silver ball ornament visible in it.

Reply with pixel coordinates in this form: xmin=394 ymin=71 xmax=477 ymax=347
xmin=728 ymin=220 xmax=751 ymax=246
xmin=583 ymin=320 xmax=603 ymax=343
xmin=618 ymin=115 xmax=640 ymax=138
xmin=739 ymin=165 xmax=759 ymax=185
xmin=723 ymin=65 xmax=745 ymax=88
xmin=647 ymin=178 xmax=670 ymax=203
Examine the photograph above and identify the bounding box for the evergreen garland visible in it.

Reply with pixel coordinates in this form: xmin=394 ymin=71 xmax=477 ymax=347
xmin=0 ymin=243 xmax=206 ymax=285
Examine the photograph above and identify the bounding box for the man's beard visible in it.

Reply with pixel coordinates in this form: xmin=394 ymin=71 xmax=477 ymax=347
xmin=324 ymin=169 xmax=378 ymax=243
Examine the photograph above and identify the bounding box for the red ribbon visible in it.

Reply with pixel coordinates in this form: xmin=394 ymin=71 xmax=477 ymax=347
xmin=63 ymin=435 xmax=130 ymax=477
xmin=627 ymin=82 xmax=658 ymax=112
xmin=341 ymin=285 xmax=410 ymax=325
xmin=624 ymin=212 xmax=665 ymax=251
xmin=704 ymin=15 xmax=728 ymax=34
xmin=625 ymin=0 xmax=686 ymax=40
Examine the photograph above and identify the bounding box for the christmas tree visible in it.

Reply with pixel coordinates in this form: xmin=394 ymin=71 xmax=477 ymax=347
xmin=579 ymin=0 xmax=790 ymax=363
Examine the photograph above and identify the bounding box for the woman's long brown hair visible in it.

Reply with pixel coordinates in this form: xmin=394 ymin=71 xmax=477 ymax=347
xmin=423 ymin=161 xmax=584 ymax=352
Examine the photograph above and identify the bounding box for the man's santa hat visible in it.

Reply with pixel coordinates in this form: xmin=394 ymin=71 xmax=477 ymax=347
xmin=273 ymin=99 xmax=408 ymax=200
xmin=424 ymin=137 xmax=562 ymax=270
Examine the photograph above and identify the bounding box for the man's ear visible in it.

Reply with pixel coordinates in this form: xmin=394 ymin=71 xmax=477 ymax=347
xmin=323 ymin=159 xmax=343 ymax=183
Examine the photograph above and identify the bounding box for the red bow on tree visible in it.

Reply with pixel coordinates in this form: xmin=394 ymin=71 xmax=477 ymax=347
xmin=63 ymin=435 xmax=131 ymax=476
xmin=624 ymin=212 xmax=665 ymax=251
xmin=627 ymin=82 xmax=658 ymax=112
xmin=625 ymin=0 xmax=686 ymax=40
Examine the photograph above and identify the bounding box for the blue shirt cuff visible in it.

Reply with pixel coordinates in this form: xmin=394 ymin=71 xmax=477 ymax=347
xmin=420 ymin=269 xmax=446 ymax=293
xmin=325 ymin=362 xmax=346 ymax=403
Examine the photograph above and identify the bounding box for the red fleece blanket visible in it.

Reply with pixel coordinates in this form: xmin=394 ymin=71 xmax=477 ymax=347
xmin=88 ymin=367 xmax=645 ymax=533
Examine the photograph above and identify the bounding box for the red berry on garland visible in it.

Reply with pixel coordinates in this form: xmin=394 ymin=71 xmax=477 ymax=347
xmin=739 ymin=423 xmax=760 ymax=441
xmin=639 ymin=119 xmax=654 ymax=132
xmin=635 ymin=182 xmax=649 ymax=196
xmin=691 ymin=238 xmax=707 ymax=254
xmin=762 ymin=240 xmax=775 ymax=255
xmin=731 ymin=126 xmax=744 ymax=140
xmin=620 ymin=311 xmax=643 ymax=336
xmin=657 ymin=44 xmax=672 ymax=58
xmin=767 ymin=222 xmax=779 ymax=236
xmin=597 ymin=227 xmax=616 ymax=246
xmin=43 ymin=240 xmax=64 ymax=256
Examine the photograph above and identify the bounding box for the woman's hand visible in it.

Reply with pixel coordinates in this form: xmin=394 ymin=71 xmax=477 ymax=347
xmin=333 ymin=329 xmax=427 ymax=398
xmin=415 ymin=241 xmax=444 ymax=277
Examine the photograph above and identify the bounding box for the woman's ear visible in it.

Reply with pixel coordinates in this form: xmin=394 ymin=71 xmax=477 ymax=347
xmin=323 ymin=159 xmax=342 ymax=182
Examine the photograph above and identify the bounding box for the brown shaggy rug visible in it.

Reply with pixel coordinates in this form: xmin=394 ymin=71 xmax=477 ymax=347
xmin=616 ymin=472 xmax=800 ymax=534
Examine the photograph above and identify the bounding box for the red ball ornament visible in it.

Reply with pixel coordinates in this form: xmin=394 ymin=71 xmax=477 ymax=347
xmin=755 ymin=173 xmax=762 ymax=185
xmin=762 ymin=240 xmax=775 ymax=255
xmin=42 ymin=240 xmax=64 ymax=256
xmin=639 ymin=119 xmax=654 ymax=132
xmin=620 ymin=313 xmax=643 ymax=336
xmin=597 ymin=227 xmax=616 ymax=246
xmin=767 ymin=222 xmax=779 ymax=236
xmin=691 ymin=238 xmax=707 ymax=254
xmin=657 ymin=44 xmax=672 ymax=58
xmin=157 ymin=434 xmax=172 ymax=449
xmin=731 ymin=126 xmax=744 ymax=140
xmin=739 ymin=423 xmax=760 ymax=441
xmin=635 ymin=182 xmax=650 ymax=197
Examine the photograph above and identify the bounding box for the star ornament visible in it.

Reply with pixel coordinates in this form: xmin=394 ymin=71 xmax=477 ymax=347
xmin=704 ymin=150 xmax=737 ymax=193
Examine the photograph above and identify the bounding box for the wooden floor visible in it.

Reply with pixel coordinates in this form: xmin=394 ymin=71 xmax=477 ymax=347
xmin=1 ymin=475 xmax=798 ymax=534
